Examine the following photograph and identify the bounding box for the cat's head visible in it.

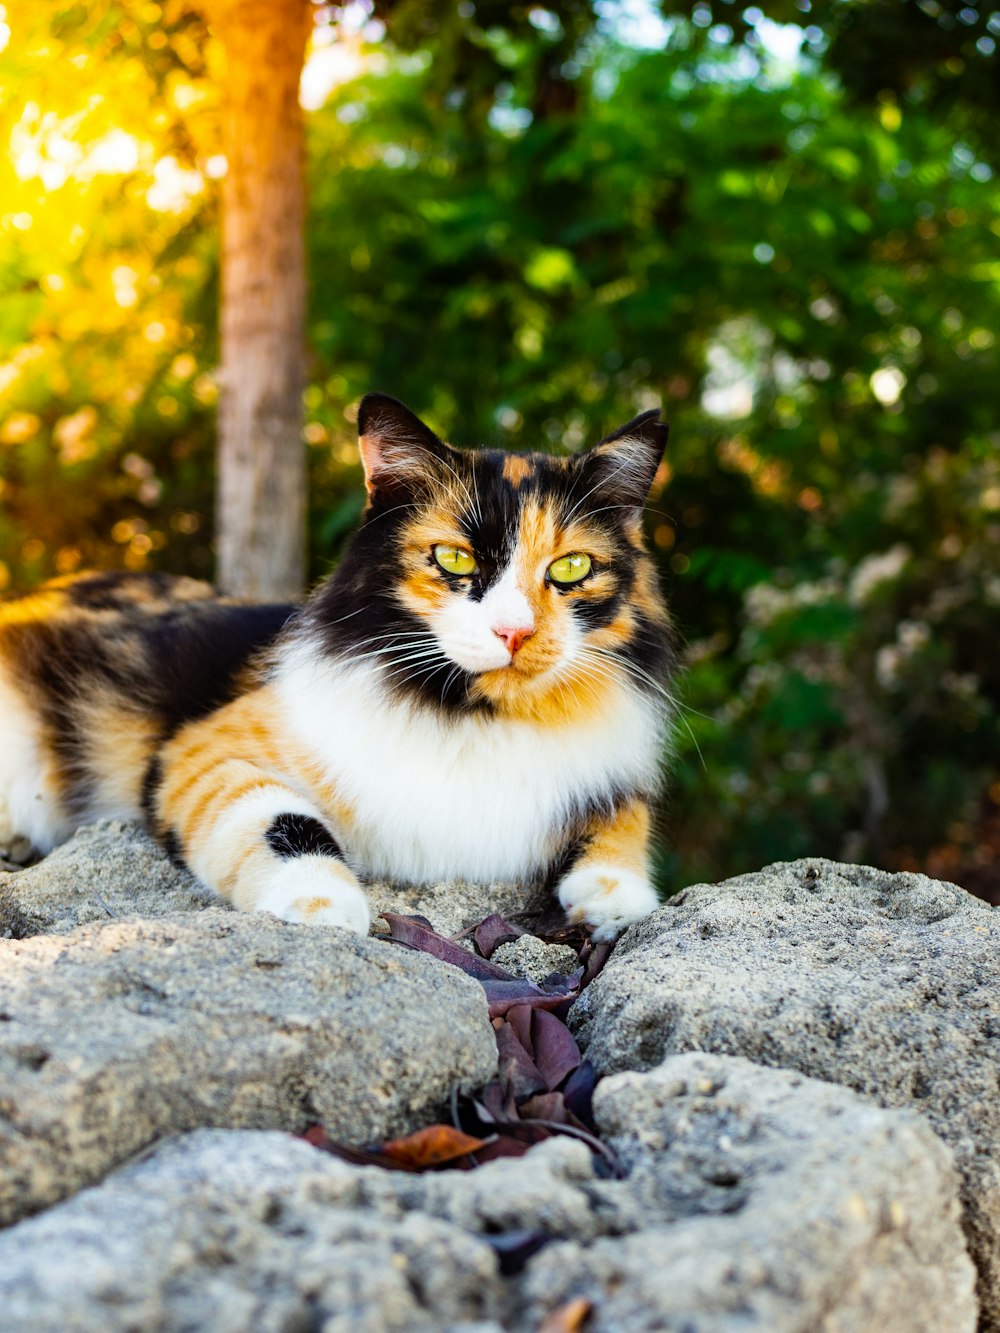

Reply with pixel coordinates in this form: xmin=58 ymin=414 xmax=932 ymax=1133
xmin=308 ymin=393 xmax=674 ymax=721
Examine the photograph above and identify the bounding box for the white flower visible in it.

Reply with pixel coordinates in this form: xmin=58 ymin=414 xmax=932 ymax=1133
xmin=897 ymin=620 xmax=930 ymax=653
xmin=848 ymin=545 xmax=910 ymax=606
xmin=876 ymin=644 xmax=903 ymax=689
xmin=744 ymin=583 xmax=792 ymax=625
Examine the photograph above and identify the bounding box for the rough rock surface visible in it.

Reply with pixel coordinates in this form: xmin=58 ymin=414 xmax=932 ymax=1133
xmin=0 ymin=821 xmax=216 ymax=938
xmin=571 ymin=857 xmax=1000 ymax=1321
xmin=0 ymin=831 xmax=990 ymax=1329
xmin=490 ymin=934 xmax=580 ymax=982
xmin=0 ymin=1053 xmax=976 ymax=1332
xmin=366 ymin=877 xmax=550 ymax=940
xmin=0 ymin=820 xmax=548 ymax=940
xmin=524 ymin=1051 xmax=976 ymax=1332
xmin=0 ymin=911 xmax=496 ymax=1225
xmin=0 ymin=1130 xmax=504 ymax=1333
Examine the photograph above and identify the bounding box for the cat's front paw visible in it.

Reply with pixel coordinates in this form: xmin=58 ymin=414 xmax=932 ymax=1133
xmin=557 ymin=863 xmax=659 ymax=942
xmin=256 ymin=856 xmax=371 ymax=934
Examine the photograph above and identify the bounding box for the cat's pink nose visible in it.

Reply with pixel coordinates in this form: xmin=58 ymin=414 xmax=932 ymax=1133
xmin=494 ymin=625 xmax=534 ymax=656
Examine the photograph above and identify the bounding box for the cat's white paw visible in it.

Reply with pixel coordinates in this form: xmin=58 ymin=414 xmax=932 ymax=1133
xmin=256 ymin=856 xmax=371 ymax=934
xmin=557 ymin=863 xmax=659 ymax=942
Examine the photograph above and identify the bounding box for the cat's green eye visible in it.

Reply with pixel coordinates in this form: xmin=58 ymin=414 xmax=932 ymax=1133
xmin=548 ymin=553 xmax=592 ymax=585
xmin=433 ymin=544 xmax=478 ymax=576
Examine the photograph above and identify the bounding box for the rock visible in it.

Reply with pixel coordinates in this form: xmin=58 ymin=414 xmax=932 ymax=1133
xmin=0 ymin=912 xmax=496 ymax=1225
xmin=571 ymin=858 xmax=1000 ymax=1322
xmin=0 ymin=1055 xmax=975 ymax=1332
xmin=1 ymin=820 xmax=551 ymax=940
xmin=542 ymin=1052 xmax=976 ymax=1333
xmin=0 ymin=1130 xmax=506 ymax=1332
xmin=366 ymin=878 xmax=549 ymax=940
xmin=490 ymin=935 xmax=580 ymax=983
xmin=0 ymin=821 xmax=214 ymax=937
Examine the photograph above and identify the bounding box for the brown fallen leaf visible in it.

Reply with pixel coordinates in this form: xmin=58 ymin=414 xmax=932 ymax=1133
xmin=538 ymin=1296 xmax=593 ymax=1333
xmin=377 ymin=1123 xmax=491 ymax=1170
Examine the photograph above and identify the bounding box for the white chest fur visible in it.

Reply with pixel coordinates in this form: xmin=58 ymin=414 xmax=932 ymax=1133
xmin=275 ymin=651 xmax=664 ymax=886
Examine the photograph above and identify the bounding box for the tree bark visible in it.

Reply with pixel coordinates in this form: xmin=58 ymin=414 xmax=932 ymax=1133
xmin=204 ymin=0 xmax=312 ymax=600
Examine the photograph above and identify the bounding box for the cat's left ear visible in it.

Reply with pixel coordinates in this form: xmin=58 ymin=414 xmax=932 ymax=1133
xmin=579 ymin=409 xmax=668 ymax=508
xmin=357 ymin=393 xmax=455 ymax=500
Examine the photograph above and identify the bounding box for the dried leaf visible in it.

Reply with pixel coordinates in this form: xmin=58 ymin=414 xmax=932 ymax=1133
xmin=518 ymin=1091 xmax=571 ymax=1124
xmin=474 ymin=912 xmax=526 ymax=957
xmin=381 ymin=913 xmax=516 ymax=981
xmin=473 ymin=1091 xmax=501 ymax=1125
xmin=495 ymin=1019 xmax=547 ymax=1100
xmin=531 ymin=1008 xmax=582 ymax=1090
xmin=579 ymin=939 xmax=614 ymax=989
xmin=378 ymin=1124 xmax=490 ymax=1170
xmin=301 ymin=1126 xmax=407 ymax=1170
xmin=477 ymin=1078 xmax=520 ymax=1124
xmin=562 ymin=1060 xmax=598 ymax=1129
xmin=525 ymin=906 xmax=586 ymax=943
xmin=538 ymin=1296 xmax=594 ymax=1332
xmin=483 ymin=977 xmax=577 ymax=1018
xmin=506 ymin=1002 xmax=534 ymax=1051
xmin=470 ymin=1134 xmax=533 ymax=1162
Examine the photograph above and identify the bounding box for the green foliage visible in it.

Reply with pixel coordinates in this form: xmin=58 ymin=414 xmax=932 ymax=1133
xmin=1 ymin=1 xmax=998 ymax=892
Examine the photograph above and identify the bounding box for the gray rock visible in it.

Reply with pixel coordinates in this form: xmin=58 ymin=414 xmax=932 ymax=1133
xmin=0 ymin=1130 xmax=505 ymax=1332
xmin=0 ymin=821 xmax=215 ymax=937
xmin=0 ymin=912 xmax=496 ymax=1225
xmin=490 ymin=934 xmax=580 ymax=983
xmin=366 ymin=877 xmax=549 ymax=940
xmin=571 ymin=858 xmax=1000 ymax=1323
xmin=0 ymin=1054 xmax=975 ymax=1332
xmin=523 ymin=1051 xmax=977 ymax=1332
xmin=1 ymin=819 xmax=551 ymax=940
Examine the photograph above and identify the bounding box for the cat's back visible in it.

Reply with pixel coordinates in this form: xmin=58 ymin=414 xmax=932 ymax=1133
xmin=0 ymin=571 xmax=297 ymax=856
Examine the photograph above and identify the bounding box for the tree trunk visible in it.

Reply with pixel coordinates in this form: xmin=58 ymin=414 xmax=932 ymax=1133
xmin=204 ymin=0 xmax=312 ymax=600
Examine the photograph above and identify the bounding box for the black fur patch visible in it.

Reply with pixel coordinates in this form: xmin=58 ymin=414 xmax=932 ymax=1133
xmin=65 ymin=571 xmax=193 ymax=610
xmin=265 ymin=813 xmax=343 ymax=860
xmin=140 ymin=754 xmax=164 ymax=829
xmin=161 ymin=827 xmax=187 ymax=872
xmin=2 ymin=581 xmax=297 ymax=816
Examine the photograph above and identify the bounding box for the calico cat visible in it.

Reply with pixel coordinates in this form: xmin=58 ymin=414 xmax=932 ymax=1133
xmin=0 ymin=394 xmax=675 ymax=939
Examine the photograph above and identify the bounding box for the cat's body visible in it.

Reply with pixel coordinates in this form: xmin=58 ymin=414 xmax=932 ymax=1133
xmin=0 ymin=395 xmax=675 ymax=939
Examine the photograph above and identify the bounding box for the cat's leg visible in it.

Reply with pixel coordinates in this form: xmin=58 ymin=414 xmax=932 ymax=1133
xmin=155 ymin=736 xmax=369 ymax=933
xmin=556 ymin=798 xmax=659 ymax=942
xmin=0 ymin=663 xmax=71 ymax=862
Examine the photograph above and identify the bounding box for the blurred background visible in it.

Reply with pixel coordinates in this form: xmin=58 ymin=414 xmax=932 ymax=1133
xmin=1 ymin=0 xmax=998 ymax=899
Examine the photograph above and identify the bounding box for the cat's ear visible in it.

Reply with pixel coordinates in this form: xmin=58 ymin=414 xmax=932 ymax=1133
xmin=579 ymin=408 xmax=668 ymax=508
xmin=357 ymin=393 xmax=454 ymax=500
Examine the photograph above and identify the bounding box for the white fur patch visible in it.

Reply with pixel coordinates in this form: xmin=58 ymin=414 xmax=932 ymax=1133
xmin=431 ymin=563 xmax=534 ymax=673
xmin=255 ymin=855 xmax=371 ymax=933
xmin=275 ymin=648 xmax=665 ymax=887
xmin=0 ymin=663 xmax=71 ymax=855
xmin=557 ymin=862 xmax=659 ymax=941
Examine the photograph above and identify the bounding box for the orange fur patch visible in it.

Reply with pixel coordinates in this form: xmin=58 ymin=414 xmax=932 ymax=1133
xmin=295 ymin=895 xmax=335 ymax=916
xmin=502 ymin=454 xmax=536 ymax=487
xmin=577 ymin=799 xmax=650 ymax=875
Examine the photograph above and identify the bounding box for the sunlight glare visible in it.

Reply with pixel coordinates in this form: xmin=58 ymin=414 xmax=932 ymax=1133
xmin=870 ymin=366 xmax=906 ymax=406
xmin=300 ymin=31 xmax=367 ymax=110
xmin=146 ymin=156 xmax=204 ymax=212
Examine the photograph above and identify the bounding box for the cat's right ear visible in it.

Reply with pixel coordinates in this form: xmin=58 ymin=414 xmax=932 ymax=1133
xmin=357 ymin=393 xmax=453 ymax=501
